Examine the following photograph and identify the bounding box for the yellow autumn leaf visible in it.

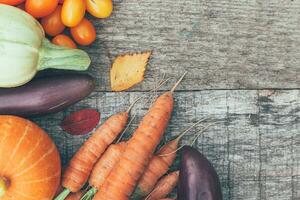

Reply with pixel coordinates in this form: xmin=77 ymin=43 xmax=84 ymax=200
xmin=110 ymin=51 xmax=152 ymax=91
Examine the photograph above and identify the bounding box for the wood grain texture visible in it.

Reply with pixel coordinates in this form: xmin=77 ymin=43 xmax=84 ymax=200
xmin=79 ymin=0 xmax=300 ymax=91
xmin=32 ymin=89 xmax=300 ymax=200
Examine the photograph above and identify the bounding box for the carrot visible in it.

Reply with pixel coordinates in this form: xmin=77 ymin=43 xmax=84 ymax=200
xmin=80 ymin=142 xmax=126 ymax=200
xmin=93 ymin=73 xmax=186 ymax=200
xmin=131 ymin=119 xmax=205 ymax=199
xmin=145 ymin=171 xmax=179 ymax=200
xmin=65 ymin=191 xmax=84 ymax=200
xmin=81 ymin=77 xmax=170 ymax=200
xmin=55 ymin=101 xmax=138 ymax=200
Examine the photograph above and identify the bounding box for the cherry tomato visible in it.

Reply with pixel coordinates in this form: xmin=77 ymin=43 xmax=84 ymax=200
xmin=61 ymin=0 xmax=86 ymax=27
xmin=0 ymin=0 xmax=24 ymax=6
xmin=52 ymin=34 xmax=77 ymax=49
xmin=16 ymin=2 xmax=25 ymax=10
xmin=70 ymin=18 xmax=96 ymax=46
xmin=25 ymin=0 xmax=59 ymax=18
xmin=86 ymin=0 xmax=113 ymax=18
xmin=41 ymin=5 xmax=65 ymax=36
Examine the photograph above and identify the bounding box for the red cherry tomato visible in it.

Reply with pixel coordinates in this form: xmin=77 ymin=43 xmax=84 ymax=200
xmin=52 ymin=34 xmax=77 ymax=49
xmin=25 ymin=0 xmax=59 ymax=18
xmin=0 ymin=0 xmax=24 ymax=6
xmin=16 ymin=2 xmax=25 ymax=10
xmin=41 ymin=5 xmax=65 ymax=36
xmin=70 ymin=18 xmax=96 ymax=46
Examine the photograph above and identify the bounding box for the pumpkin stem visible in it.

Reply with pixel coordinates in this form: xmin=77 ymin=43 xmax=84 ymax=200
xmin=0 ymin=177 xmax=7 ymax=197
xmin=37 ymin=38 xmax=91 ymax=71
xmin=54 ymin=188 xmax=71 ymax=200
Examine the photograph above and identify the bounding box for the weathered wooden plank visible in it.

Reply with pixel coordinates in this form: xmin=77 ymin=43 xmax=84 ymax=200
xmin=32 ymin=89 xmax=300 ymax=200
xmin=258 ymin=90 xmax=300 ymax=200
xmin=79 ymin=0 xmax=300 ymax=91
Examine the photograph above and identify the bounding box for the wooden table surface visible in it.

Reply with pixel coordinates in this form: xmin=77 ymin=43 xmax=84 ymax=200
xmin=33 ymin=0 xmax=300 ymax=199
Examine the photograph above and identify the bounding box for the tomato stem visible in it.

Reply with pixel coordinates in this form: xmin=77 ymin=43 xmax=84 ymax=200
xmin=37 ymin=38 xmax=91 ymax=71
xmin=0 ymin=177 xmax=7 ymax=197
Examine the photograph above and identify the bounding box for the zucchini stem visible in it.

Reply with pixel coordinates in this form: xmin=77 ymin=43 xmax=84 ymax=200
xmin=37 ymin=38 xmax=91 ymax=71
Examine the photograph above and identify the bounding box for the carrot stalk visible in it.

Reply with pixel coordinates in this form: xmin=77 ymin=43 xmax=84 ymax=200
xmin=159 ymin=122 xmax=216 ymax=157
xmin=80 ymin=187 xmax=96 ymax=200
xmin=55 ymin=100 xmax=139 ymax=200
xmin=170 ymin=72 xmax=187 ymax=93
xmin=145 ymin=171 xmax=179 ymax=200
xmin=149 ymin=77 xmax=171 ymax=93
xmin=93 ymin=74 xmax=186 ymax=200
xmin=116 ymin=113 xmax=137 ymax=143
xmin=131 ymin=119 xmax=205 ymax=199
xmin=66 ymin=191 xmax=84 ymax=200
xmin=55 ymin=189 xmax=71 ymax=200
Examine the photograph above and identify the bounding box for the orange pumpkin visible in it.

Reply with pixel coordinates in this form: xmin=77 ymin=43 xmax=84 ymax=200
xmin=0 ymin=115 xmax=61 ymax=200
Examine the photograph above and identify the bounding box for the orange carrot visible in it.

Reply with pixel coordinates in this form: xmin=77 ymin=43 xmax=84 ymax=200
xmin=145 ymin=171 xmax=179 ymax=200
xmin=65 ymin=191 xmax=84 ymax=200
xmin=80 ymin=142 xmax=126 ymax=200
xmin=55 ymin=105 xmax=135 ymax=199
xmin=131 ymin=119 xmax=204 ymax=199
xmin=80 ymin=77 xmax=169 ymax=200
xmin=93 ymin=73 xmax=186 ymax=200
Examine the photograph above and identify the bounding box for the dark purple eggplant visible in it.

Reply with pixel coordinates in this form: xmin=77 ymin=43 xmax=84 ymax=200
xmin=178 ymin=146 xmax=222 ymax=200
xmin=0 ymin=74 xmax=95 ymax=116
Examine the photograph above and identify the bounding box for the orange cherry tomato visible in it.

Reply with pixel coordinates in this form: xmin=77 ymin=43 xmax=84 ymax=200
xmin=70 ymin=18 xmax=96 ymax=46
xmin=25 ymin=0 xmax=59 ymax=18
xmin=61 ymin=0 xmax=86 ymax=27
xmin=52 ymin=34 xmax=77 ymax=49
xmin=0 ymin=0 xmax=24 ymax=6
xmin=86 ymin=0 xmax=113 ymax=18
xmin=41 ymin=5 xmax=65 ymax=36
